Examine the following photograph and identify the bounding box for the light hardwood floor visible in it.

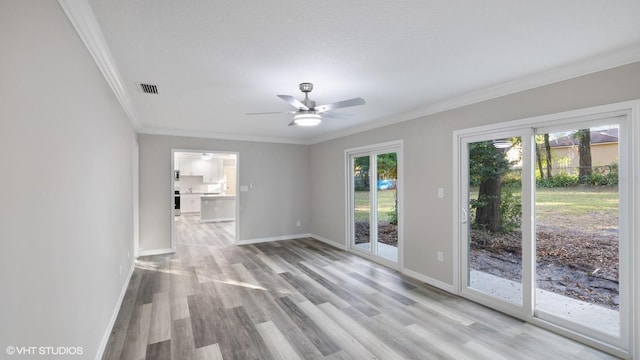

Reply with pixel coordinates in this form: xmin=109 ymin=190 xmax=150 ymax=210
xmin=102 ymin=214 xmax=620 ymax=359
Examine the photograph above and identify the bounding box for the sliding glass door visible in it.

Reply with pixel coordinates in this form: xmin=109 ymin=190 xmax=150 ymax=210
xmin=456 ymin=108 xmax=633 ymax=356
xmin=461 ymin=132 xmax=530 ymax=309
xmin=533 ymin=121 xmax=627 ymax=345
xmin=348 ymin=142 xmax=401 ymax=267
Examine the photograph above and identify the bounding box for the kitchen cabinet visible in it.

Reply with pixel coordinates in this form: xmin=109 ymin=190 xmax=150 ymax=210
xmin=203 ymin=159 xmax=223 ymax=183
xmin=179 ymin=158 xmax=222 ymax=183
xmin=180 ymin=158 xmax=200 ymax=176
xmin=181 ymin=194 xmax=201 ymax=213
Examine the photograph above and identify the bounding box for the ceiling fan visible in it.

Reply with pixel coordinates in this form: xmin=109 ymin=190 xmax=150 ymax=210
xmin=246 ymin=82 xmax=365 ymax=126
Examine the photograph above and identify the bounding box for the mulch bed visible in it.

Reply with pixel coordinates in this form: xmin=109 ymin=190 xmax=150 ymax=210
xmin=354 ymin=221 xmax=398 ymax=247
xmin=471 ymin=227 xmax=619 ymax=309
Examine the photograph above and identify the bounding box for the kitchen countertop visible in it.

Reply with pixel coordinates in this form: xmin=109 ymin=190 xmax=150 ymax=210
xmin=200 ymin=194 xmax=236 ymax=199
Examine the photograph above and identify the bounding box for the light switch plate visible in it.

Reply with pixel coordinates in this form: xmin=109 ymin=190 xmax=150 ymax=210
xmin=240 ymin=185 xmax=249 ymax=192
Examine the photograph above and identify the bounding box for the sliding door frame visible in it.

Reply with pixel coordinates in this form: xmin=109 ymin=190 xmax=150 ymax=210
xmin=458 ymin=128 xmax=535 ymax=318
xmin=453 ymin=100 xmax=640 ymax=359
xmin=345 ymin=140 xmax=404 ymax=270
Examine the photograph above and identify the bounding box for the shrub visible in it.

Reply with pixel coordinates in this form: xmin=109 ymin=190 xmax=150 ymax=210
xmin=501 ymin=170 xmax=522 ymax=187
xmin=587 ymin=163 xmax=618 ymax=187
xmin=537 ymin=173 xmax=579 ymax=188
xmin=500 ymin=184 xmax=522 ymax=233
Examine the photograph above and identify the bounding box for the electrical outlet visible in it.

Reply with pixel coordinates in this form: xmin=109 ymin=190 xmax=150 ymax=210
xmin=437 ymin=188 xmax=444 ymax=198
xmin=127 ymin=251 xmax=130 ymax=259
xmin=437 ymin=251 xmax=444 ymax=262
xmin=119 ymin=265 xmax=122 ymax=276
xmin=296 ymin=220 xmax=301 ymax=227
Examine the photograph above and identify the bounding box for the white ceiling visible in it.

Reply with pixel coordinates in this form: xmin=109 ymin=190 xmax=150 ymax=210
xmin=70 ymin=0 xmax=640 ymax=144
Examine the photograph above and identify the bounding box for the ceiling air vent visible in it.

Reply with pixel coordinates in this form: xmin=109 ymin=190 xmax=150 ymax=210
xmin=137 ymin=82 xmax=158 ymax=94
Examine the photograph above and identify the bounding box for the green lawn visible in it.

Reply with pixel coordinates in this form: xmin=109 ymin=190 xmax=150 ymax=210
xmin=535 ymin=187 xmax=618 ymax=215
xmin=354 ymin=190 xmax=396 ymax=223
xmin=355 ymin=187 xmax=618 ymax=229
xmin=470 ymin=186 xmax=619 ymax=231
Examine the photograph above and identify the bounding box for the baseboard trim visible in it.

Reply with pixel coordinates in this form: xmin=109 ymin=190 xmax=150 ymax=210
xmin=308 ymin=234 xmax=348 ymax=251
xmin=402 ymin=268 xmax=456 ymax=294
xmin=138 ymin=247 xmax=175 ymax=257
xmin=95 ymin=262 xmax=135 ymax=360
xmin=236 ymin=233 xmax=312 ymax=245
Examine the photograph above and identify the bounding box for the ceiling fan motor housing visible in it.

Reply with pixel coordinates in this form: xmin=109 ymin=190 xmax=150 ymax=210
xmin=299 ymin=82 xmax=313 ymax=93
xmin=298 ymin=83 xmax=316 ymax=109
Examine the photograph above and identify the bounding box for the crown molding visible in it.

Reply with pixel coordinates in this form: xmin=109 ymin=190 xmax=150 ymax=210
xmin=138 ymin=127 xmax=311 ymax=145
xmin=308 ymin=43 xmax=640 ymax=145
xmin=58 ymin=0 xmax=141 ymax=130
xmin=56 ymin=0 xmax=640 ymax=146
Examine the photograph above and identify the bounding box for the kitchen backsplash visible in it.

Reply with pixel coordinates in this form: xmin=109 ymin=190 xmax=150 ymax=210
xmin=175 ymin=175 xmax=223 ymax=193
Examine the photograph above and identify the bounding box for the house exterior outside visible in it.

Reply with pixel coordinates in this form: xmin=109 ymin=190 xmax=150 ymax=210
xmin=546 ymin=128 xmax=618 ymax=176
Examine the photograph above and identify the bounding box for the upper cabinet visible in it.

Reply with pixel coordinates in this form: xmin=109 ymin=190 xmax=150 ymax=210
xmin=204 ymin=159 xmax=223 ymax=183
xmin=179 ymin=157 xmax=223 ymax=183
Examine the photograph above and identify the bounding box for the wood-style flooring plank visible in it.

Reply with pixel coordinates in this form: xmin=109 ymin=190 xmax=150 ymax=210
xmin=317 ymin=302 xmax=405 ymax=360
xmin=145 ymin=339 xmax=170 ymax=360
xmin=172 ymin=317 xmax=196 ymax=360
xmin=296 ymin=300 xmax=378 ymax=360
xmin=296 ymin=262 xmax=379 ymax=316
xmin=406 ymin=323 xmax=478 ymax=360
xmin=147 ymin=291 xmax=171 ymax=344
xmin=119 ymin=303 xmax=152 ymax=360
xmin=195 ymin=343 xmax=223 ymax=360
xmin=274 ymin=296 xmax=341 ymax=356
xmin=256 ymin=321 xmax=302 ymax=360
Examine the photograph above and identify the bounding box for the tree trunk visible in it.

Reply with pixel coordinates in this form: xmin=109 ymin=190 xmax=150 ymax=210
xmin=577 ymin=129 xmax=592 ymax=183
xmin=544 ymin=133 xmax=552 ymax=179
xmin=535 ymin=142 xmax=544 ymax=180
xmin=474 ymin=176 xmax=502 ymax=232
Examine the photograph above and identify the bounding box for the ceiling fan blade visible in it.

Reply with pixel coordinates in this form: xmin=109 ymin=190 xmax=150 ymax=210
xmin=245 ymin=111 xmax=286 ymax=115
xmin=277 ymin=95 xmax=309 ymax=110
xmin=246 ymin=110 xmax=297 ymax=116
xmin=315 ymin=97 xmax=365 ymax=112
xmin=322 ymin=112 xmax=354 ymax=120
xmin=288 ymin=119 xmax=297 ymax=126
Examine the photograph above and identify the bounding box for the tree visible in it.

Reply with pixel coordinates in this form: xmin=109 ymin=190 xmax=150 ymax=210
xmin=535 ymin=136 xmax=544 ymax=179
xmin=354 ymin=156 xmax=370 ymax=190
xmin=469 ymin=141 xmax=511 ymax=232
xmin=575 ymin=129 xmax=592 ymax=183
xmin=376 ymin=153 xmax=397 ymax=180
xmin=536 ymin=134 xmax=553 ymax=180
xmin=544 ymin=133 xmax=553 ymax=179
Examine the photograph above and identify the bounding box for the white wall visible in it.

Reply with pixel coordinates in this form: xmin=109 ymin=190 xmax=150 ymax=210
xmin=310 ymin=61 xmax=640 ymax=285
xmin=138 ymin=134 xmax=311 ymax=250
xmin=0 ymin=1 xmax=136 ymax=358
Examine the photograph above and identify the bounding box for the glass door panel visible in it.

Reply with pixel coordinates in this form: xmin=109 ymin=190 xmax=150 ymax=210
xmin=349 ymin=145 xmax=401 ymax=265
xmin=376 ymin=152 xmax=398 ymax=262
xmin=353 ymin=155 xmax=371 ymax=252
xmin=534 ymin=124 xmax=621 ymax=337
xmin=466 ymin=136 xmax=524 ymax=306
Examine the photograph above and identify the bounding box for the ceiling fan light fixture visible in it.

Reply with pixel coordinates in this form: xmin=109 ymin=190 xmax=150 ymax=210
xmin=293 ymin=113 xmax=322 ymax=126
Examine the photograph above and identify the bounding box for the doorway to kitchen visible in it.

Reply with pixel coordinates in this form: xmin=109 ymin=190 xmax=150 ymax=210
xmin=346 ymin=140 xmax=403 ymax=270
xmin=171 ymin=149 xmax=239 ymax=251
